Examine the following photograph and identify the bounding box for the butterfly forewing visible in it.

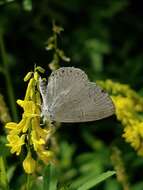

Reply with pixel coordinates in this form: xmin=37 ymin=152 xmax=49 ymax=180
xmin=46 ymin=67 xmax=88 ymax=109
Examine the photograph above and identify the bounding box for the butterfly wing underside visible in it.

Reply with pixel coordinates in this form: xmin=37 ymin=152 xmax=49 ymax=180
xmin=45 ymin=67 xmax=115 ymax=122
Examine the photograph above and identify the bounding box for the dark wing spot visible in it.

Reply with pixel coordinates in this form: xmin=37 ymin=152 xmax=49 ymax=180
xmin=101 ymin=89 xmax=106 ymax=93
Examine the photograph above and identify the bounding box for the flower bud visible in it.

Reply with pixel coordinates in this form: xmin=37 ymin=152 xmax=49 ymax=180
xmin=23 ymin=152 xmax=36 ymax=174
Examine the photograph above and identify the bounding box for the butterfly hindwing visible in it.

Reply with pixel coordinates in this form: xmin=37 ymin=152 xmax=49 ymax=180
xmin=43 ymin=67 xmax=115 ymax=122
xmin=49 ymin=82 xmax=115 ymax=122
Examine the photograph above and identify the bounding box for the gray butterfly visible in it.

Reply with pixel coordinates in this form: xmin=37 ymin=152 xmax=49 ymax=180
xmin=39 ymin=67 xmax=115 ymax=122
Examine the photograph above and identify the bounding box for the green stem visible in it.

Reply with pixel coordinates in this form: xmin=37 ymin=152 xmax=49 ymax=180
xmin=0 ymin=33 xmax=18 ymax=122
xmin=26 ymin=174 xmax=30 ymax=190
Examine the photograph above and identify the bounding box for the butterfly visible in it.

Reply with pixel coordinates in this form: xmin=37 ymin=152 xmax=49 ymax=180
xmin=39 ymin=67 xmax=115 ymax=122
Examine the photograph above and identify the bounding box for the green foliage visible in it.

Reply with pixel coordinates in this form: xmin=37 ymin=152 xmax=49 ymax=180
xmin=42 ymin=164 xmax=115 ymax=190
xmin=43 ymin=164 xmax=58 ymax=190
xmin=70 ymin=171 xmax=116 ymax=190
xmin=0 ymin=157 xmax=8 ymax=190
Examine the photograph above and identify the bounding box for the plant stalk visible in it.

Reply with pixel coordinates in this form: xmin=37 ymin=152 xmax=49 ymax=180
xmin=0 ymin=33 xmax=18 ymax=122
xmin=26 ymin=174 xmax=30 ymax=190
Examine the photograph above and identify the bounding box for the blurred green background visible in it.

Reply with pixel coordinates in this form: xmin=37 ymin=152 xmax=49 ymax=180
xmin=1 ymin=0 xmax=143 ymax=189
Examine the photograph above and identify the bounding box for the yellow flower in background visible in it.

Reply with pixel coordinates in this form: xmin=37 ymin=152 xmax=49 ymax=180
xmin=98 ymin=80 xmax=143 ymax=156
xmin=23 ymin=151 xmax=36 ymax=174
xmin=5 ymin=66 xmax=55 ymax=173
xmin=112 ymin=96 xmax=141 ymax=126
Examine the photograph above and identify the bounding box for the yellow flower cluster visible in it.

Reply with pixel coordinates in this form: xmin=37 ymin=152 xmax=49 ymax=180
xmin=97 ymin=80 xmax=143 ymax=156
xmin=5 ymin=66 xmax=54 ymax=173
xmin=111 ymin=147 xmax=129 ymax=190
xmin=46 ymin=23 xmax=70 ymax=71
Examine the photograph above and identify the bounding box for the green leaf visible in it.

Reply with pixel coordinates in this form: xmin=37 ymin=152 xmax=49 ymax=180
xmin=70 ymin=171 xmax=116 ymax=190
xmin=105 ymin=179 xmax=120 ymax=190
xmin=60 ymin=141 xmax=75 ymax=169
xmin=131 ymin=182 xmax=143 ymax=190
xmin=0 ymin=136 xmax=10 ymax=157
xmin=85 ymin=39 xmax=110 ymax=54
xmin=7 ymin=165 xmax=16 ymax=183
xmin=0 ymin=157 xmax=8 ymax=190
xmin=23 ymin=0 xmax=32 ymax=11
xmin=43 ymin=164 xmax=58 ymax=190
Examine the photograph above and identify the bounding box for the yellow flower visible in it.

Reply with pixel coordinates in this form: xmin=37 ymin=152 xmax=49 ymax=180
xmin=23 ymin=152 xmax=36 ymax=174
xmin=17 ymin=100 xmax=40 ymax=118
xmin=5 ymin=122 xmax=18 ymax=129
xmin=30 ymin=117 xmax=53 ymax=150
xmin=31 ymin=129 xmax=45 ymax=151
xmin=6 ymin=134 xmax=25 ymax=155
xmin=37 ymin=149 xmax=54 ymax=164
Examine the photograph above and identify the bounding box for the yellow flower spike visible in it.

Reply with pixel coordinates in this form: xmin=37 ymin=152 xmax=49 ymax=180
xmin=97 ymin=79 xmax=143 ymax=156
xmin=24 ymin=72 xmax=33 ymax=82
xmin=23 ymin=151 xmax=36 ymax=174
xmin=5 ymin=66 xmax=56 ymax=172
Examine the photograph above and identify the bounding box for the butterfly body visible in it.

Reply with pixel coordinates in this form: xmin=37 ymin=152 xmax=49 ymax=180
xmin=39 ymin=67 xmax=115 ymax=122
